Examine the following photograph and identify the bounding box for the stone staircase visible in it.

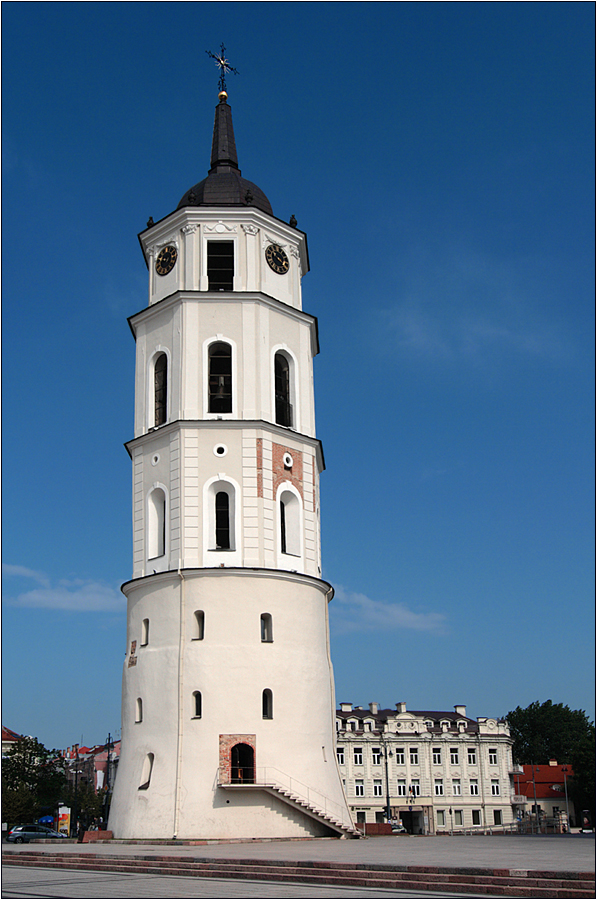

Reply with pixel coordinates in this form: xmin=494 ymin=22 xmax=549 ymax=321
xmin=3 ymin=850 xmax=595 ymax=897
xmin=218 ymin=767 xmax=360 ymax=838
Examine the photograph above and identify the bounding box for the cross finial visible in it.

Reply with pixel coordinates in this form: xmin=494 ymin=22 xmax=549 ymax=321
xmin=206 ymin=43 xmax=239 ymax=97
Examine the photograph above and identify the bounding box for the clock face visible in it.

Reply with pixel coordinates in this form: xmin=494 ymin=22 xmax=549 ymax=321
xmin=265 ymin=243 xmax=290 ymax=275
xmin=155 ymin=245 xmax=177 ymax=276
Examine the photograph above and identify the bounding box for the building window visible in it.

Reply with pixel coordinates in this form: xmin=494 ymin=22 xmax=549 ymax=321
xmin=454 ymin=810 xmax=463 ymax=826
xmin=373 ymin=780 xmax=383 ymax=797
xmin=410 ymin=748 xmax=419 ymax=765
xmin=489 ymin=748 xmax=498 ymax=765
xmin=141 ymin=618 xmax=149 ymax=646
xmin=491 ymin=780 xmax=500 ymax=796
xmin=260 ymin=613 xmax=273 ymax=642
xmin=355 ymin=780 xmax=364 ymax=797
xmin=397 ymin=780 xmax=406 ymax=796
xmin=192 ymin=691 xmax=202 ymax=718
xmin=279 ymin=489 xmax=300 ymax=557
xmin=135 ymin=698 xmax=143 ymax=723
xmin=262 ymin=689 xmax=273 ymax=719
xmin=493 ymin=809 xmax=503 ymax=825
xmin=437 ymin=810 xmax=445 ymax=827
xmin=364 ymin=720 xmax=372 ymax=731
xmin=207 ymin=241 xmax=234 ymax=291
xmin=346 ymin=721 xmax=355 ymax=731
xmin=395 ymin=748 xmax=405 ymax=765
xmin=452 ymin=779 xmax=461 ymax=795
xmin=434 ymin=779 xmax=444 ymax=796
xmin=356 ymin=810 xmax=365 ymax=823
xmin=353 ymin=747 xmax=363 ymax=766
xmin=410 ymin=780 xmax=420 ymax=797
xmin=139 ymin=752 xmax=154 ymax=790
xmin=215 ymin=491 xmax=231 ymax=549
xmin=336 ymin=747 xmax=345 ymax=765
xmin=433 ymin=747 xmax=442 ymax=765
xmin=372 ymin=747 xmax=382 ymax=765
xmin=193 ymin=610 xmax=205 ymax=640
xmin=147 ymin=488 xmax=166 ymax=559
xmin=470 ymin=779 xmax=479 ymax=796
xmin=472 ymin=809 xmax=481 ymax=826
xmin=375 ymin=811 xmax=385 ymax=824
xmin=467 ymin=748 xmax=477 ymax=765
xmin=450 ymin=748 xmax=459 ymax=765
xmin=208 ymin=342 xmax=232 ymax=413
xmin=153 ymin=353 xmax=168 ymax=427
xmin=274 ymin=352 xmax=293 ymax=427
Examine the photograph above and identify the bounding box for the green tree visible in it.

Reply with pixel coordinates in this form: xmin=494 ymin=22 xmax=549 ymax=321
xmin=2 ymin=736 xmax=66 ymax=826
xmin=506 ymin=700 xmax=595 ymax=824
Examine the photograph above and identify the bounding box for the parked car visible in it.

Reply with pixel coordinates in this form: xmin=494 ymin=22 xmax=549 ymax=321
xmin=6 ymin=825 xmax=68 ymax=843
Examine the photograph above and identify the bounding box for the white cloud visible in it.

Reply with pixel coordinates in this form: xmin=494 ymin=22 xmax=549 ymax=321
xmin=331 ymin=585 xmax=447 ymax=635
xmin=3 ymin=565 xmax=125 ymax=612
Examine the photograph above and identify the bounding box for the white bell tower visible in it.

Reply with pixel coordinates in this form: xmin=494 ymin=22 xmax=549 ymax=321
xmin=108 ymin=84 xmax=355 ymax=840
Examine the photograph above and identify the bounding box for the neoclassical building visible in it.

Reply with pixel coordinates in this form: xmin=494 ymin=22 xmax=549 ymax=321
xmin=336 ymin=702 xmax=522 ymax=833
xmin=108 ymin=81 xmax=354 ymax=839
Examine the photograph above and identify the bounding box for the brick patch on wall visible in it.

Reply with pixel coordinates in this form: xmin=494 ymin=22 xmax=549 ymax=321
xmin=272 ymin=443 xmax=303 ymax=498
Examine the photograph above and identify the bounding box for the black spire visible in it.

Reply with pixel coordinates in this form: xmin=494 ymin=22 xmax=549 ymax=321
xmin=209 ymin=96 xmax=239 ymax=173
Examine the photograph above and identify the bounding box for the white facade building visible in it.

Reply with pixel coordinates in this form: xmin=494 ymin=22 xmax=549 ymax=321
xmin=108 ymin=88 xmax=354 ymax=840
xmin=336 ymin=702 xmax=518 ymax=834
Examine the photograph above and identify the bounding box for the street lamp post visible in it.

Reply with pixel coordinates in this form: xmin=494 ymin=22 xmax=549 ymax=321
xmin=381 ymin=735 xmax=393 ymax=823
xmin=562 ymin=766 xmax=571 ymax=833
xmin=72 ymin=744 xmax=79 ymax=839
xmin=531 ymin=765 xmax=540 ymax=834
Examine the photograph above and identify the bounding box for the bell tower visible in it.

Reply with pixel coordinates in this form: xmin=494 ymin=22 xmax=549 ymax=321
xmin=108 ymin=77 xmax=355 ymax=839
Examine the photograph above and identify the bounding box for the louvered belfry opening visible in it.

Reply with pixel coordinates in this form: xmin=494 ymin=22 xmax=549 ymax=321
xmin=208 ymin=343 xmax=232 ymax=413
xmin=208 ymin=241 xmax=234 ymax=290
xmin=274 ymin=353 xmax=292 ymax=427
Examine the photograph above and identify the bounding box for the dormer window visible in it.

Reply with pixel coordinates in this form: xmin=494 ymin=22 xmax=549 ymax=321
xmin=208 ymin=241 xmax=234 ymax=291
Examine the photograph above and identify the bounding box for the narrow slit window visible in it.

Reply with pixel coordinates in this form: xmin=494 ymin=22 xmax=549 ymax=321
xmin=135 ymin=698 xmax=143 ymax=723
xmin=154 ymin=353 xmax=167 ymax=426
xmin=139 ymin=752 xmax=154 ymax=790
xmin=193 ymin=610 xmax=205 ymax=640
xmin=208 ymin=343 xmax=232 ymax=413
xmin=280 ymin=499 xmax=287 ymax=554
xmin=215 ymin=491 xmax=230 ymax=549
xmin=260 ymin=613 xmax=273 ymax=643
xmin=141 ymin=618 xmax=149 ymax=647
xmin=207 ymin=241 xmax=234 ymax=291
xmin=279 ymin=490 xmax=300 ymax=557
xmin=262 ymin=688 xmax=273 ymax=719
xmin=192 ymin=691 xmax=202 ymax=718
xmin=274 ymin=353 xmax=292 ymax=427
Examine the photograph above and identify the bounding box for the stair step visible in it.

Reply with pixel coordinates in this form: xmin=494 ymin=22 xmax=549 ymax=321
xmin=4 ymin=852 xmax=595 ymax=898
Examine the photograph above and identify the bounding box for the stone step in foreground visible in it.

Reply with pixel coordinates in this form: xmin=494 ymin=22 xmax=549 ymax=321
xmin=3 ymin=851 xmax=595 ymax=898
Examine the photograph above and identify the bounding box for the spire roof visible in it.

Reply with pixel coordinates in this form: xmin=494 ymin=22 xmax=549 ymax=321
xmin=178 ymin=94 xmax=273 ymax=216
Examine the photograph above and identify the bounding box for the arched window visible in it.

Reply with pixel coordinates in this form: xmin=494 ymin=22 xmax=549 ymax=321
xmin=192 ymin=691 xmax=202 ymax=718
xmin=279 ymin=489 xmax=300 ymax=557
xmin=215 ymin=491 xmax=230 ymax=549
xmin=153 ymin=353 xmax=167 ymax=426
xmin=262 ymin=689 xmax=273 ymax=720
xmin=139 ymin=752 xmax=154 ymax=790
xmin=260 ymin=613 xmax=273 ymax=643
xmin=141 ymin=618 xmax=149 ymax=646
xmin=148 ymin=488 xmax=166 ymax=559
xmin=208 ymin=342 xmax=232 ymax=413
xmin=135 ymin=698 xmax=143 ymax=723
xmin=193 ymin=610 xmax=205 ymax=641
xmin=231 ymin=743 xmax=254 ymax=784
xmin=274 ymin=352 xmax=292 ymax=427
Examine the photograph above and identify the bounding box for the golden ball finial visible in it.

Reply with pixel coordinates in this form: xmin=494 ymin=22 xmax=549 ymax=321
xmin=218 ymin=90 xmax=228 ymax=103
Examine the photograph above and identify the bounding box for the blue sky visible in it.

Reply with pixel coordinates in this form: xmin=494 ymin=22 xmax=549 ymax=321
xmin=2 ymin=2 xmax=594 ymax=751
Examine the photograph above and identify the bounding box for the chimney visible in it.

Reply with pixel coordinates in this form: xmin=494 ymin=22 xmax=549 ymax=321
xmin=369 ymin=702 xmax=378 ymax=715
xmin=339 ymin=702 xmax=353 ymax=712
xmin=454 ymin=705 xmax=466 ymax=717
xmin=396 ymin=701 xmax=407 ymax=714
xmin=548 ymin=759 xmax=558 ymax=767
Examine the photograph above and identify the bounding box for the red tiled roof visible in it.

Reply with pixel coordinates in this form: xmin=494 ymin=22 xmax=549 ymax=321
xmin=2 ymin=726 xmax=21 ymax=742
xmin=516 ymin=764 xmax=574 ymax=800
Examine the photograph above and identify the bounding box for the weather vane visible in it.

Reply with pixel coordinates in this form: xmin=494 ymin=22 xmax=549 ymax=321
xmin=206 ymin=43 xmax=239 ymax=95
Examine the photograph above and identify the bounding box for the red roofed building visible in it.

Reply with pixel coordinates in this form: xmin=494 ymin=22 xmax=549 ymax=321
xmin=518 ymin=761 xmax=575 ymax=828
xmin=2 ymin=726 xmax=22 ymax=756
